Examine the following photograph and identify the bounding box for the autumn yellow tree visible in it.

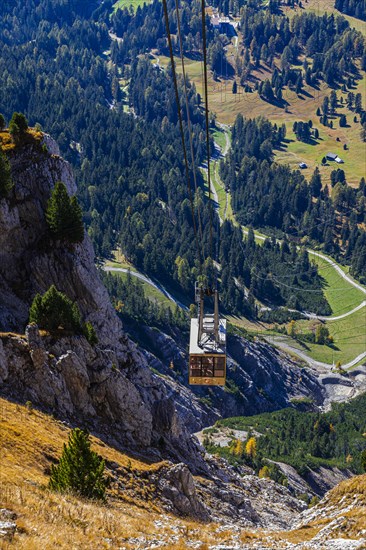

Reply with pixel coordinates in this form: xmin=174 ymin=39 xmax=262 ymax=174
xmin=258 ymin=465 xmax=270 ymax=478
xmin=287 ymin=320 xmax=297 ymax=338
xmin=245 ymin=437 xmax=257 ymax=458
xmin=230 ymin=439 xmax=244 ymax=457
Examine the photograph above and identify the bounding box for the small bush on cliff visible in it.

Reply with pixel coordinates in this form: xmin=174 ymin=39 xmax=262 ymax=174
xmin=0 ymin=148 xmax=12 ymax=198
xmin=46 ymin=181 xmax=84 ymax=243
xmin=9 ymin=112 xmax=28 ymax=143
xmin=29 ymin=285 xmax=82 ymax=332
xmin=49 ymin=428 xmax=107 ymax=501
xmin=83 ymin=321 xmax=98 ymax=346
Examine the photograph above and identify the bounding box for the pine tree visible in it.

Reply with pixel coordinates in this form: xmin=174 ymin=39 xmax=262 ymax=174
xmin=361 ymin=449 xmax=366 ymax=472
xmin=310 ymin=167 xmax=322 ymax=198
xmin=29 ymin=285 xmax=82 ymax=332
xmin=9 ymin=112 xmax=28 ymax=142
xmin=0 ymin=148 xmax=12 ymax=198
xmin=0 ymin=114 xmax=5 ymax=131
xmin=49 ymin=428 xmax=107 ymax=500
xmin=46 ymin=181 xmax=84 ymax=243
xmin=339 ymin=114 xmax=347 ymax=127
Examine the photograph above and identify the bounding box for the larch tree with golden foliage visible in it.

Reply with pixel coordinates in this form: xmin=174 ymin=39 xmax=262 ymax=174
xmin=245 ymin=437 xmax=257 ymax=459
xmin=231 ymin=439 xmax=244 ymax=457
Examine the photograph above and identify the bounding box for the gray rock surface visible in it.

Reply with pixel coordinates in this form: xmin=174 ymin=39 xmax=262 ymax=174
xmin=0 ymin=509 xmax=17 ymax=542
xmin=159 ymin=463 xmax=209 ymax=520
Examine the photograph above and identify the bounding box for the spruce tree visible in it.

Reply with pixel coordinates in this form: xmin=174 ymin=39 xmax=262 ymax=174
xmin=46 ymin=181 xmax=84 ymax=243
xmin=361 ymin=449 xmax=366 ymax=472
xmin=0 ymin=148 xmax=12 ymax=198
xmin=9 ymin=112 xmax=28 ymax=142
xmin=339 ymin=114 xmax=347 ymax=127
xmin=49 ymin=428 xmax=107 ymax=500
xmin=29 ymin=285 xmax=81 ymax=332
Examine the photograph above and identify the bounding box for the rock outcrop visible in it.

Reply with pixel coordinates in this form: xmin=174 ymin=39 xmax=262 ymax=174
xmin=290 ymin=474 xmax=366 ymax=549
xmin=0 ymin=509 xmax=17 ymax=543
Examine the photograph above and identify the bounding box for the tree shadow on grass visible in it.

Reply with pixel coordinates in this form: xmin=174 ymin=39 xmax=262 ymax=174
xmin=297 ymin=89 xmax=314 ymax=99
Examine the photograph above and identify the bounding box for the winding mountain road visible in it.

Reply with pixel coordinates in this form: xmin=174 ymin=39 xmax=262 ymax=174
xmin=264 ymin=335 xmax=366 ymax=370
xmin=210 ymin=126 xmax=366 ymax=324
xmin=103 ymin=266 xmax=188 ymax=310
xmin=309 ymin=250 xmax=366 ymax=296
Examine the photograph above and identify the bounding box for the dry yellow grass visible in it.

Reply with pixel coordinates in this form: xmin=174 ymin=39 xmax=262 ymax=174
xmin=328 ymin=473 xmax=366 ymax=502
xmin=1 ymin=398 xmax=365 ymax=549
xmin=279 ymin=475 xmax=366 ymax=544
xmin=0 ymin=398 xmax=241 ymax=549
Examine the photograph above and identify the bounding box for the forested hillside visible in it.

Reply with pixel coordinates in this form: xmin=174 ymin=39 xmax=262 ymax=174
xmin=206 ymin=391 xmax=366 ymax=476
xmin=0 ymin=0 xmax=341 ymax=319
xmin=0 ymin=0 xmax=364 ymax=335
xmin=335 ymin=0 xmax=366 ymax=21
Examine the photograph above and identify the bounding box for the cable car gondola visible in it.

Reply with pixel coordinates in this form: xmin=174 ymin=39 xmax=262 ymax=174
xmin=189 ymin=282 xmax=226 ymax=386
xmin=162 ymin=0 xmax=226 ymax=384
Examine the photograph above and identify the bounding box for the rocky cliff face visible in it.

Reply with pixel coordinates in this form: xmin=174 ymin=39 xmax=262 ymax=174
xmin=139 ymin=323 xmax=366 ymax=433
xmin=0 ymin=135 xmax=203 ymax=470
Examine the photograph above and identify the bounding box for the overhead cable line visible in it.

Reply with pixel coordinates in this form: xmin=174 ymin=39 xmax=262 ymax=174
xmin=201 ymin=0 xmax=214 ymax=268
xmin=174 ymin=0 xmax=205 ymax=262
xmin=162 ymin=0 xmax=203 ymax=269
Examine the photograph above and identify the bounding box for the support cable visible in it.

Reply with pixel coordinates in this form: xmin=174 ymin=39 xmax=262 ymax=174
xmin=200 ymin=0 xmax=214 ymax=270
xmin=174 ymin=0 xmax=205 ymax=262
xmin=162 ymin=0 xmax=203 ymax=268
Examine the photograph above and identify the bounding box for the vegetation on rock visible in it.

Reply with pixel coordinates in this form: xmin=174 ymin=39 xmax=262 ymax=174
xmin=29 ymin=285 xmax=82 ymax=332
xmin=0 ymin=146 xmax=12 ymax=198
xmin=29 ymin=285 xmax=98 ymax=345
xmin=46 ymin=181 xmax=84 ymax=243
xmin=9 ymin=112 xmax=28 ymax=143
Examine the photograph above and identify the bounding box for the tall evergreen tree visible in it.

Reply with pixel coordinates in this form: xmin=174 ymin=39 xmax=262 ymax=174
xmin=49 ymin=428 xmax=107 ymax=500
xmin=46 ymin=181 xmax=84 ymax=243
xmin=29 ymin=285 xmax=81 ymax=332
xmin=9 ymin=112 xmax=28 ymax=142
xmin=0 ymin=148 xmax=12 ymax=198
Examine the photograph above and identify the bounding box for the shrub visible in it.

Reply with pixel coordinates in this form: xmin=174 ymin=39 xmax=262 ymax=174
xmin=29 ymin=285 xmax=82 ymax=332
xmin=83 ymin=321 xmax=98 ymax=346
xmin=46 ymin=181 xmax=84 ymax=243
xmin=49 ymin=428 xmax=107 ymax=500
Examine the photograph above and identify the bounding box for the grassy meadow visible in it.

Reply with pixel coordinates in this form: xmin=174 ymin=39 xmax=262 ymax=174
xmin=113 ymin=0 xmax=151 ymax=11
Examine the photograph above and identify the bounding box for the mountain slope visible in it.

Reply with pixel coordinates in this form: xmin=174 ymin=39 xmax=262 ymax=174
xmin=1 ymin=397 xmax=365 ymax=549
